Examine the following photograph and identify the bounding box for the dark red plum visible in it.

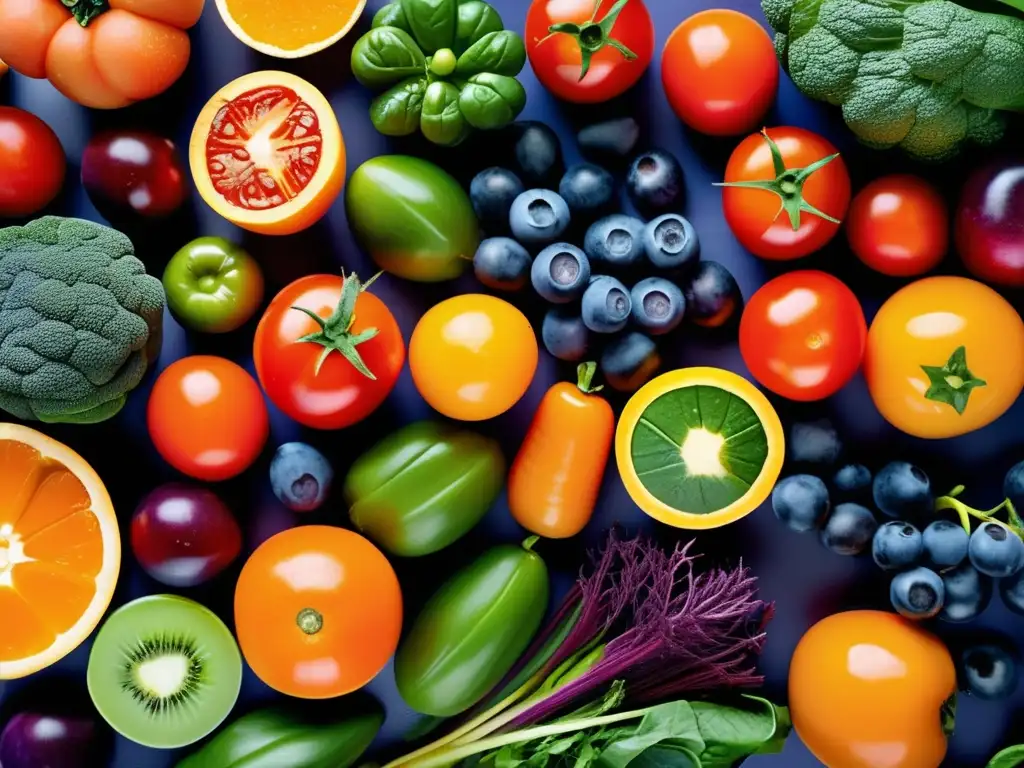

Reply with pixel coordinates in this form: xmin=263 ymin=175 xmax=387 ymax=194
xmin=131 ymin=483 xmax=242 ymax=588
xmin=0 ymin=712 xmax=105 ymax=768
xmin=81 ymin=131 xmax=187 ymax=221
xmin=955 ymin=160 xmax=1024 ymax=287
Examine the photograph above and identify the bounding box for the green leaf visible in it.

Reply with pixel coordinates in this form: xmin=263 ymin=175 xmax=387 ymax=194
xmin=400 ymin=0 xmax=458 ymax=54
xmin=351 ymin=27 xmax=426 ymax=89
xmin=691 ymin=696 xmax=790 ymax=767
xmin=420 ymin=81 xmax=470 ymax=146
xmin=370 ymin=77 xmax=427 ymax=136
xmin=627 ymin=745 xmax=701 ymax=768
xmin=921 ymin=346 xmax=987 ymax=415
xmin=454 ymin=0 xmax=504 ymax=55
xmin=459 ymin=73 xmax=526 ymax=129
xmin=64 ymin=0 xmax=108 ymax=26
xmin=456 ymin=30 xmax=527 ymax=76
xmin=988 ymin=745 xmax=1024 ymax=768
xmin=373 ymin=2 xmax=410 ymax=31
xmin=595 ymin=702 xmax=705 ymax=767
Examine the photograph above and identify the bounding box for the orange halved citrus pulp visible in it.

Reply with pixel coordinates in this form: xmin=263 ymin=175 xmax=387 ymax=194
xmin=0 ymin=424 xmax=120 ymax=680
xmin=190 ymin=71 xmax=346 ymax=236
xmin=215 ymin=0 xmax=366 ymax=58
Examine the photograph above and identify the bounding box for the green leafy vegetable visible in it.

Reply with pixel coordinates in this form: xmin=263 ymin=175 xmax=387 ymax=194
xmin=371 ymin=77 xmax=428 ymax=136
xmin=421 ymin=81 xmax=471 ymax=146
xmin=460 ymin=73 xmax=527 ymax=129
xmin=456 ymin=31 xmax=527 ymax=76
xmin=400 ymin=0 xmax=458 ymax=54
xmin=987 ymin=744 xmax=1024 ymax=768
xmin=373 ymin=2 xmax=409 ymax=30
xmin=455 ymin=1 xmax=505 ymax=54
xmin=351 ymin=27 xmax=427 ymax=89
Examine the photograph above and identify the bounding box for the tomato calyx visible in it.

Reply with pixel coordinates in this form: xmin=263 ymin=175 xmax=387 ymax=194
xmin=290 ymin=272 xmax=382 ymax=380
xmin=540 ymin=0 xmax=638 ymax=81
xmin=715 ymin=128 xmax=842 ymax=231
xmin=65 ymin=0 xmax=109 ymax=26
xmin=576 ymin=361 xmax=604 ymax=395
xmin=296 ymin=607 xmax=324 ymax=636
xmin=921 ymin=346 xmax=986 ymax=415
xmin=941 ymin=694 xmax=957 ymax=738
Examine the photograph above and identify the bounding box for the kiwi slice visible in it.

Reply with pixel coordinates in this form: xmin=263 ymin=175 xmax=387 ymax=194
xmin=86 ymin=594 xmax=242 ymax=749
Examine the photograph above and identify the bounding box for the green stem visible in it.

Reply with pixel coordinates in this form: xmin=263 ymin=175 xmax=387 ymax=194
xmin=537 ymin=0 xmax=637 ymax=81
xmin=934 ymin=491 xmax=1024 ymax=538
xmin=64 ymin=0 xmax=108 ymax=26
xmin=576 ymin=362 xmax=603 ymax=394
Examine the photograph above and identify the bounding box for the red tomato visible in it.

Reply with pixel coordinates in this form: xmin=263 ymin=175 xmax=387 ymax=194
xmin=525 ymin=0 xmax=654 ymax=104
xmin=0 ymin=106 xmax=65 ymax=217
xmin=148 ymin=356 xmax=269 ymax=481
xmin=721 ymin=128 xmax=850 ymax=260
xmin=739 ymin=271 xmax=867 ymax=401
xmin=847 ymin=175 xmax=948 ymax=277
xmin=661 ymin=10 xmax=778 ymax=136
xmin=253 ymin=273 xmax=405 ymax=430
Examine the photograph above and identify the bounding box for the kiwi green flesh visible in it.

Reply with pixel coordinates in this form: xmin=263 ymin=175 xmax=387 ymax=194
xmin=87 ymin=594 xmax=242 ymax=749
xmin=630 ymin=385 xmax=769 ymax=514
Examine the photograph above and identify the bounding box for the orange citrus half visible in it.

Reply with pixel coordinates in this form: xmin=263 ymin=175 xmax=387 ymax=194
xmin=214 ymin=0 xmax=366 ymax=58
xmin=0 ymin=424 xmax=120 ymax=680
xmin=190 ymin=71 xmax=346 ymax=235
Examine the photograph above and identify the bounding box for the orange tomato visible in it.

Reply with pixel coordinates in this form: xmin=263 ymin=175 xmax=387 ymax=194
xmin=789 ymin=610 xmax=956 ymax=768
xmin=509 ymin=363 xmax=614 ymax=538
xmin=410 ymin=295 xmax=538 ymax=421
xmin=147 ymin=356 xmax=269 ymax=482
xmin=234 ymin=525 xmax=402 ymax=699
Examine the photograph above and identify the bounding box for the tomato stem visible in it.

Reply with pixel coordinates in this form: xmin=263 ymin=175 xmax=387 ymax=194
xmin=576 ymin=362 xmax=604 ymax=395
xmin=296 ymin=607 xmax=323 ymax=635
xmin=921 ymin=346 xmax=986 ymax=415
xmin=64 ymin=0 xmax=108 ymax=26
xmin=538 ymin=0 xmax=638 ymax=82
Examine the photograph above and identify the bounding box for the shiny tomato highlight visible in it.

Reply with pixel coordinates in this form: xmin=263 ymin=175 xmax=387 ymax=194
xmin=0 ymin=106 xmax=66 ymax=217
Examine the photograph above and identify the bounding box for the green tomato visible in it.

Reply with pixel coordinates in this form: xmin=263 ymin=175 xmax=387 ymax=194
xmin=162 ymin=237 xmax=264 ymax=334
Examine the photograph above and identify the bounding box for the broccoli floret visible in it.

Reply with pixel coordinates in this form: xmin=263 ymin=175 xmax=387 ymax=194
xmin=0 ymin=217 xmax=165 ymax=424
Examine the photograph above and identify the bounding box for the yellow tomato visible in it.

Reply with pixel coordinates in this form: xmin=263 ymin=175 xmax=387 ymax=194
xmin=864 ymin=276 xmax=1024 ymax=438
xmin=410 ymin=295 xmax=538 ymax=421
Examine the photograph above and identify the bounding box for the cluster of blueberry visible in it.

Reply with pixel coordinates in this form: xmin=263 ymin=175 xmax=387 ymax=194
xmin=469 ymin=120 xmax=742 ymax=391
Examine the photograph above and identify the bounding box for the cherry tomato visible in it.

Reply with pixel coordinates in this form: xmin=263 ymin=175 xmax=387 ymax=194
xmin=253 ymin=273 xmax=405 ymax=430
xmin=234 ymin=525 xmax=402 ymax=699
xmin=661 ymin=10 xmax=778 ymax=136
xmin=721 ymin=127 xmax=850 ymax=260
xmin=0 ymin=106 xmax=65 ymax=217
xmin=739 ymin=270 xmax=867 ymax=401
xmin=525 ymin=0 xmax=655 ymax=104
xmin=410 ymin=294 xmax=538 ymax=421
xmin=147 ymin=356 xmax=269 ymax=481
xmin=81 ymin=130 xmax=187 ymax=221
xmin=847 ymin=175 xmax=948 ymax=277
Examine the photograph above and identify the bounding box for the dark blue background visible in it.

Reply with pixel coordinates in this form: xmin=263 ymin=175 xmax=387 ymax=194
xmin=2 ymin=0 xmax=1023 ymax=766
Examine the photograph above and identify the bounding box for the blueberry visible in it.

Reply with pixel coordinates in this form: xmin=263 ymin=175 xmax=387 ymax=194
xmin=968 ymin=521 xmax=1024 ymax=578
xmin=890 ymin=566 xmax=944 ymax=620
xmin=922 ymin=519 xmax=969 ymax=568
xmin=542 ymin=309 xmax=590 ymax=362
xmin=789 ymin=419 xmax=843 ymax=467
xmin=559 ymin=163 xmax=615 ymax=224
xmin=473 ymin=237 xmax=532 ymax=292
xmin=584 ymin=214 xmax=646 ymax=271
xmin=532 ymin=243 xmax=590 ymax=303
xmin=872 ymin=521 xmax=924 ymax=570
xmin=581 ymin=276 xmax=631 ymax=334
xmin=505 ymin=121 xmax=564 ymax=188
xmin=577 ymin=117 xmax=641 ymax=164
xmin=1000 ymin=568 xmax=1024 ymax=615
xmin=470 ymin=167 xmax=524 ymax=234
xmin=630 ymin=277 xmax=685 ymax=336
xmin=833 ymin=464 xmax=872 ymax=502
xmin=270 ymin=442 xmax=334 ymax=512
xmin=642 ymin=214 xmax=700 ymax=273
xmin=626 ymin=149 xmax=685 ymax=219
xmin=873 ymin=462 xmax=933 ymax=518
xmin=771 ymin=475 xmax=830 ymax=533
xmin=939 ymin=561 xmax=992 ymax=623
xmin=599 ymin=332 xmax=660 ymax=392
xmin=961 ymin=644 xmax=1018 ymax=701
xmin=1004 ymin=460 xmax=1024 ymax=510
xmin=680 ymin=261 xmax=743 ymax=329
xmin=820 ymin=503 xmax=878 ymax=555
xmin=510 ymin=189 xmax=571 ymax=247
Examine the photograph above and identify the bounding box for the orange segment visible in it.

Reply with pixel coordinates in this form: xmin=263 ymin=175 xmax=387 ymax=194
xmin=14 ymin=467 xmax=91 ymax=539
xmin=0 ymin=438 xmax=45 ymax=527
xmin=0 ymin=591 xmax=53 ymax=661
xmin=13 ymin=561 xmax=97 ymax=637
xmin=24 ymin=509 xmax=104 ymax=576
xmin=215 ymin=0 xmax=366 ymax=58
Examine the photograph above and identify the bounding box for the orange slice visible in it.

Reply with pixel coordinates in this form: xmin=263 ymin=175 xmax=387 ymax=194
xmin=189 ymin=71 xmax=346 ymax=235
xmin=0 ymin=424 xmax=120 ymax=680
xmin=214 ymin=0 xmax=366 ymax=58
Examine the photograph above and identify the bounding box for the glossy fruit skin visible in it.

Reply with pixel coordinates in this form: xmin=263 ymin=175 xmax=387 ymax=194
xmin=864 ymin=276 xmax=1024 ymax=438
xmin=473 ymin=237 xmax=532 ymax=292
xmin=739 ymin=271 xmax=866 ymax=401
xmin=0 ymin=712 xmax=105 ymax=768
xmin=961 ymin=644 xmax=1018 ymax=701
xmin=0 ymin=107 xmax=65 ymax=217
xmin=630 ymin=277 xmax=685 ymax=335
xmin=395 ymin=539 xmax=549 ymax=716
xmin=680 ymin=261 xmax=742 ymax=328
xmin=873 ymin=462 xmax=933 ymax=519
xmin=345 ymin=421 xmax=505 ymax=557
xmin=789 ymin=419 xmax=842 ymax=467
xmin=131 ymin=483 xmax=242 ymax=587
xmin=722 ymin=128 xmax=850 ymax=260
xmin=923 ymin=520 xmax=969 ymax=568
xmin=346 ymin=155 xmax=477 ymax=281
xmin=269 ymin=443 xmax=334 ymax=512
xmin=968 ymin=521 xmax=1024 ymax=578
xmin=626 ymin=149 xmax=684 ymax=219
xmin=234 ymin=526 xmax=402 ymax=699
xmin=509 ymin=189 xmax=571 ymax=247
xmin=559 ymin=163 xmax=615 ymax=223
xmin=581 ymin=275 xmax=631 ymax=333
xmin=891 ymin=567 xmax=945 ymax=620
xmin=661 ymin=10 xmax=778 ymax=136
xmin=411 ymin=295 xmax=538 ymax=421
xmin=833 ymin=464 xmax=872 ymax=502
xmin=584 ymin=214 xmax=646 ymax=272
xmin=956 ymin=161 xmax=1024 ymax=287
xmin=525 ymin=0 xmax=654 ymax=104
xmin=542 ymin=309 xmax=590 ymax=361
xmin=470 ymin=167 xmax=524 ymax=234
xmin=642 ymin=214 xmax=699 ymax=272
xmin=82 ymin=131 xmax=186 ymax=221
xmin=847 ymin=175 xmax=948 ymax=277
xmin=163 ymin=237 xmax=265 ymax=334
xmin=872 ymin=522 xmax=923 ymax=570
xmin=599 ymin=331 xmax=660 ymax=392
xmin=789 ymin=610 xmax=956 ymax=768
xmin=940 ymin=561 xmax=991 ymax=623
xmin=820 ymin=503 xmax=877 ymax=555
xmin=772 ymin=474 xmax=830 ymax=533
xmin=532 ymin=243 xmax=591 ymax=303
xmin=253 ymin=274 xmax=405 ymax=430
xmin=147 ymin=356 xmax=269 ymax=482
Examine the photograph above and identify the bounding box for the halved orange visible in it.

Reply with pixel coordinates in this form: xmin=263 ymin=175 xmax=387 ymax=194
xmin=189 ymin=71 xmax=346 ymax=236
xmin=215 ymin=0 xmax=366 ymax=58
xmin=0 ymin=424 xmax=120 ymax=680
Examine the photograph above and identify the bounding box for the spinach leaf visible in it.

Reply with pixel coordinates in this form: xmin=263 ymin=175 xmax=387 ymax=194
xmin=454 ymin=1 xmax=504 ymax=55
xmin=399 ymin=0 xmax=457 ymax=54
xmin=456 ymin=31 xmax=526 ymax=77
xmin=459 ymin=73 xmax=527 ymax=129
xmin=351 ymin=27 xmax=426 ymax=89
xmin=988 ymin=745 xmax=1024 ymax=768
xmin=628 ymin=745 xmax=701 ymax=768
xmin=420 ymin=81 xmax=469 ymax=146
xmin=594 ymin=702 xmax=704 ymax=768
xmin=370 ymin=77 xmax=427 ymax=136
xmin=690 ymin=696 xmax=790 ymax=768
xmin=372 ymin=2 xmax=410 ymax=31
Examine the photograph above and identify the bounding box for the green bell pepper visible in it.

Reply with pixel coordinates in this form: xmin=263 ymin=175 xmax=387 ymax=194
xmin=352 ymin=0 xmax=526 ymax=146
xmin=345 ymin=421 xmax=505 ymax=556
